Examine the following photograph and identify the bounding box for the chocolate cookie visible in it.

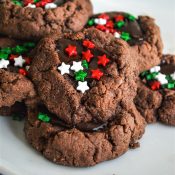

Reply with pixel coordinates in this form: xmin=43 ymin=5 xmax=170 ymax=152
xmin=0 ymin=37 xmax=36 ymax=116
xmin=29 ymin=28 xmax=139 ymax=129
xmin=0 ymin=0 xmax=93 ymax=41
xmin=135 ymin=55 xmax=175 ymax=126
xmin=87 ymin=12 xmax=163 ymax=72
xmin=24 ymin=102 xmax=146 ymax=167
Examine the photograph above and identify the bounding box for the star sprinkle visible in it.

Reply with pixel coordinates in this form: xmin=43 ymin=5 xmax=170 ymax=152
xmin=83 ymin=40 xmax=95 ymax=49
xmin=94 ymin=18 xmax=107 ymax=25
xmin=156 ymin=73 xmax=168 ymax=85
xmin=91 ymin=69 xmax=104 ymax=80
xmin=26 ymin=3 xmax=36 ymax=8
xmin=75 ymin=70 xmax=87 ymax=81
xmin=115 ymin=15 xmax=124 ymax=22
xmin=0 ymin=59 xmax=9 ymax=69
xmin=58 ymin=62 xmax=70 ymax=75
xmin=71 ymin=61 xmax=83 ymax=72
xmin=14 ymin=55 xmax=26 ymax=67
xmin=114 ymin=32 xmax=121 ymax=38
xmin=45 ymin=3 xmax=57 ymax=9
xmin=19 ymin=68 xmax=27 ymax=76
xmin=38 ymin=112 xmax=51 ymax=123
xmin=82 ymin=50 xmax=94 ymax=62
xmin=149 ymin=81 xmax=161 ymax=90
xmin=97 ymin=54 xmax=110 ymax=67
xmin=65 ymin=45 xmax=77 ymax=57
xmin=77 ymin=81 xmax=89 ymax=93
xmin=171 ymin=72 xmax=175 ymax=80
xmin=150 ymin=66 xmax=161 ymax=73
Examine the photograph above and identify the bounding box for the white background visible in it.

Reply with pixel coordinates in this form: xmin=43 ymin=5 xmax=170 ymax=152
xmin=0 ymin=0 xmax=175 ymax=175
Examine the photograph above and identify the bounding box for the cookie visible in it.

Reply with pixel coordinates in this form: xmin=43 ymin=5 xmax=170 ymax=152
xmin=29 ymin=28 xmax=139 ymax=129
xmin=24 ymin=102 xmax=146 ymax=167
xmin=135 ymin=55 xmax=175 ymax=126
xmin=0 ymin=0 xmax=93 ymax=41
xmin=87 ymin=12 xmax=163 ymax=72
xmin=0 ymin=37 xmax=36 ymax=116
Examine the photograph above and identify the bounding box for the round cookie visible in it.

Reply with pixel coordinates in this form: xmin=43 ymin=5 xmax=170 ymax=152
xmin=0 ymin=37 xmax=36 ymax=116
xmin=24 ymin=102 xmax=146 ymax=167
xmin=135 ymin=55 xmax=175 ymax=126
xmin=0 ymin=0 xmax=93 ymax=41
xmin=29 ymin=28 xmax=139 ymax=129
xmin=86 ymin=12 xmax=163 ymax=72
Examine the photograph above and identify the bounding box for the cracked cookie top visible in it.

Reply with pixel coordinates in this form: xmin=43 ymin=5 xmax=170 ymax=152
xmin=29 ymin=28 xmax=138 ymax=128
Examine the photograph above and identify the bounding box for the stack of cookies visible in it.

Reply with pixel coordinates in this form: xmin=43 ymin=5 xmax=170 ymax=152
xmin=0 ymin=0 xmax=174 ymax=167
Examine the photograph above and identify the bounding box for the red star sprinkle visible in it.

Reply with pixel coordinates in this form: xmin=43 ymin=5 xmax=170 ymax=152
xmin=97 ymin=54 xmax=110 ymax=67
xmin=65 ymin=45 xmax=77 ymax=57
xmin=96 ymin=25 xmax=106 ymax=31
xmin=82 ymin=50 xmax=94 ymax=62
xmin=36 ymin=0 xmax=53 ymax=7
xmin=105 ymin=20 xmax=114 ymax=28
xmin=19 ymin=68 xmax=27 ymax=76
xmin=83 ymin=40 xmax=95 ymax=49
xmin=9 ymin=54 xmax=19 ymax=61
xmin=149 ymin=81 xmax=161 ymax=90
xmin=115 ymin=15 xmax=124 ymax=22
xmin=24 ymin=57 xmax=32 ymax=65
xmin=23 ymin=0 xmax=34 ymax=6
xmin=98 ymin=13 xmax=110 ymax=20
xmin=91 ymin=69 xmax=104 ymax=80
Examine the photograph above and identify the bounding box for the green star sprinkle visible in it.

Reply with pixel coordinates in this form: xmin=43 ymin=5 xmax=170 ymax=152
xmin=146 ymin=72 xmax=158 ymax=80
xmin=0 ymin=52 xmax=9 ymax=60
xmin=0 ymin=47 xmax=12 ymax=54
xmin=38 ymin=113 xmax=51 ymax=123
xmin=75 ymin=70 xmax=87 ymax=81
xmin=12 ymin=45 xmax=28 ymax=54
xmin=121 ymin=32 xmax=131 ymax=41
xmin=12 ymin=0 xmax=23 ymax=6
xmin=167 ymin=83 xmax=175 ymax=89
xmin=82 ymin=60 xmax=89 ymax=69
xmin=126 ymin=14 xmax=136 ymax=21
xmin=88 ymin=19 xmax=95 ymax=26
xmin=115 ymin=21 xmax=125 ymax=28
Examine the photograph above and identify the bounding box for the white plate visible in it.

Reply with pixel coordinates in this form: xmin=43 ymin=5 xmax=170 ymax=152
xmin=0 ymin=0 xmax=175 ymax=175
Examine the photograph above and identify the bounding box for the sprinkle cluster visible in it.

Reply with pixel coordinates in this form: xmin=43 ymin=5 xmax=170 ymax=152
xmin=57 ymin=40 xmax=110 ymax=93
xmin=140 ymin=66 xmax=175 ymax=90
xmin=0 ymin=42 xmax=35 ymax=76
xmin=88 ymin=13 xmax=137 ymax=41
xmin=12 ymin=0 xmax=58 ymax=9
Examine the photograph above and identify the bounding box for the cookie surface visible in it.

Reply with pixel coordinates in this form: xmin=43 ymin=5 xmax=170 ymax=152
xmin=135 ymin=55 xmax=175 ymax=126
xmin=87 ymin=12 xmax=163 ymax=72
xmin=29 ymin=28 xmax=139 ymax=128
xmin=24 ymin=102 xmax=145 ymax=167
xmin=0 ymin=37 xmax=36 ymax=115
xmin=0 ymin=0 xmax=93 ymax=41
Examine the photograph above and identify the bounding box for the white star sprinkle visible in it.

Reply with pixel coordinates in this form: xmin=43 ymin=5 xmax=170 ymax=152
xmin=171 ymin=72 xmax=175 ymax=80
xmin=150 ymin=66 xmax=161 ymax=73
xmin=0 ymin=59 xmax=9 ymax=69
xmin=14 ymin=55 xmax=26 ymax=67
xmin=26 ymin=3 xmax=36 ymax=8
xmin=114 ymin=32 xmax=121 ymax=39
xmin=58 ymin=62 xmax=70 ymax=75
xmin=94 ymin=18 xmax=107 ymax=25
xmin=71 ymin=61 xmax=83 ymax=72
xmin=156 ymin=73 xmax=168 ymax=85
xmin=77 ymin=81 xmax=89 ymax=93
xmin=45 ymin=3 xmax=58 ymax=9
